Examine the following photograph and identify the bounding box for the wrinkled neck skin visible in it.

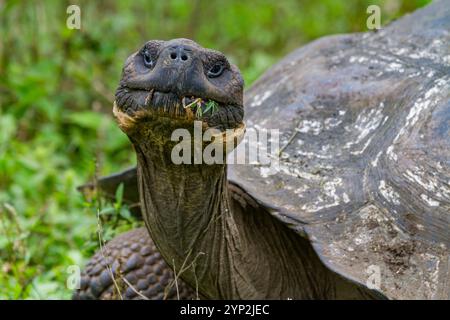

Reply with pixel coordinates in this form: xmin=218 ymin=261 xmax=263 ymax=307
xmin=135 ymin=144 xmax=229 ymax=298
xmin=127 ymin=117 xmax=378 ymax=299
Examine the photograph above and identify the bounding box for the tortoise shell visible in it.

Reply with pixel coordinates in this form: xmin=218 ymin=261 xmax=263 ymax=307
xmin=228 ymin=1 xmax=450 ymax=299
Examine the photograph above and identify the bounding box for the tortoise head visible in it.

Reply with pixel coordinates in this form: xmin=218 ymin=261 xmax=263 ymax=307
xmin=113 ymin=39 xmax=245 ymax=146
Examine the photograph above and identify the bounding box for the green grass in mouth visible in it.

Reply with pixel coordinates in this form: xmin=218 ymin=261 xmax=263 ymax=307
xmin=183 ymin=98 xmax=219 ymax=119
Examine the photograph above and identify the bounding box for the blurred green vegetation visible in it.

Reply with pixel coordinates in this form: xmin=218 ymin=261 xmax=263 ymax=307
xmin=0 ymin=0 xmax=431 ymax=299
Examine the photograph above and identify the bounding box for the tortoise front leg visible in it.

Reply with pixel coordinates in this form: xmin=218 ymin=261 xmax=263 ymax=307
xmin=73 ymin=227 xmax=197 ymax=300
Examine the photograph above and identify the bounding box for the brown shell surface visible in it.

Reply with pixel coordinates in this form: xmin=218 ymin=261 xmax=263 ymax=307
xmin=73 ymin=227 xmax=197 ymax=300
xmin=228 ymin=1 xmax=450 ymax=299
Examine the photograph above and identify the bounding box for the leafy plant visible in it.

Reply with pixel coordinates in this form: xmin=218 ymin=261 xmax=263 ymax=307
xmin=203 ymin=100 xmax=219 ymax=115
xmin=183 ymin=98 xmax=220 ymax=119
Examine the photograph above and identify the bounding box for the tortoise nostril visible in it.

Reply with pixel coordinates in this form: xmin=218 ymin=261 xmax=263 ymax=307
xmin=168 ymin=46 xmax=189 ymax=62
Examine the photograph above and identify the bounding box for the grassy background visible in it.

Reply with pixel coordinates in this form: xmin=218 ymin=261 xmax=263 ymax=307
xmin=0 ymin=0 xmax=431 ymax=299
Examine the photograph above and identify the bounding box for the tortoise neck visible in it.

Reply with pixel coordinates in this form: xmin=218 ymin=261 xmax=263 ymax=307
xmin=134 ymin=139 xmax=371 ymax=299
xmin=134 ymin=141 xmax=231 ymax=295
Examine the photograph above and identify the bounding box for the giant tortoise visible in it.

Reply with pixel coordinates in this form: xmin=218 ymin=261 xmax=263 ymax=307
xmin=74 ymin=1 xmax=450 ymax=300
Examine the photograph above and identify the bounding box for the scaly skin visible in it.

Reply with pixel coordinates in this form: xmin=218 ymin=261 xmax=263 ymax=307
xmin=73 ymin=227 xmax=197 ymax=300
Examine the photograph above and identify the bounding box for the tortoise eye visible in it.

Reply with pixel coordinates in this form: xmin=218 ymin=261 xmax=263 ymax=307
xmin=143 ymin=50 xmax=154 ymax=68
xmin=208 ymin=63 xmax=224 ymax=78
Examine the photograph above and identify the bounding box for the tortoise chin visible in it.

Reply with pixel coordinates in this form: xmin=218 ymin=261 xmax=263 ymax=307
xmin=114 ymin=38 xmax=244 ymax=132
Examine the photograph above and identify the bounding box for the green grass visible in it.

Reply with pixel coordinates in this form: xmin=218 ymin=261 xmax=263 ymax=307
xmin=184 ymin=99 xmax=220 ymax=118
xmin=0 ymin=0 xmax=431 ymax=299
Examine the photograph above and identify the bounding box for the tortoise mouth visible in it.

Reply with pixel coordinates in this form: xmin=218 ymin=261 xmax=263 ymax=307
xmin=113 ymin=99 xmax=246 ymax=152
xmin=115 ymin=86 xmax=244 ymax=131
